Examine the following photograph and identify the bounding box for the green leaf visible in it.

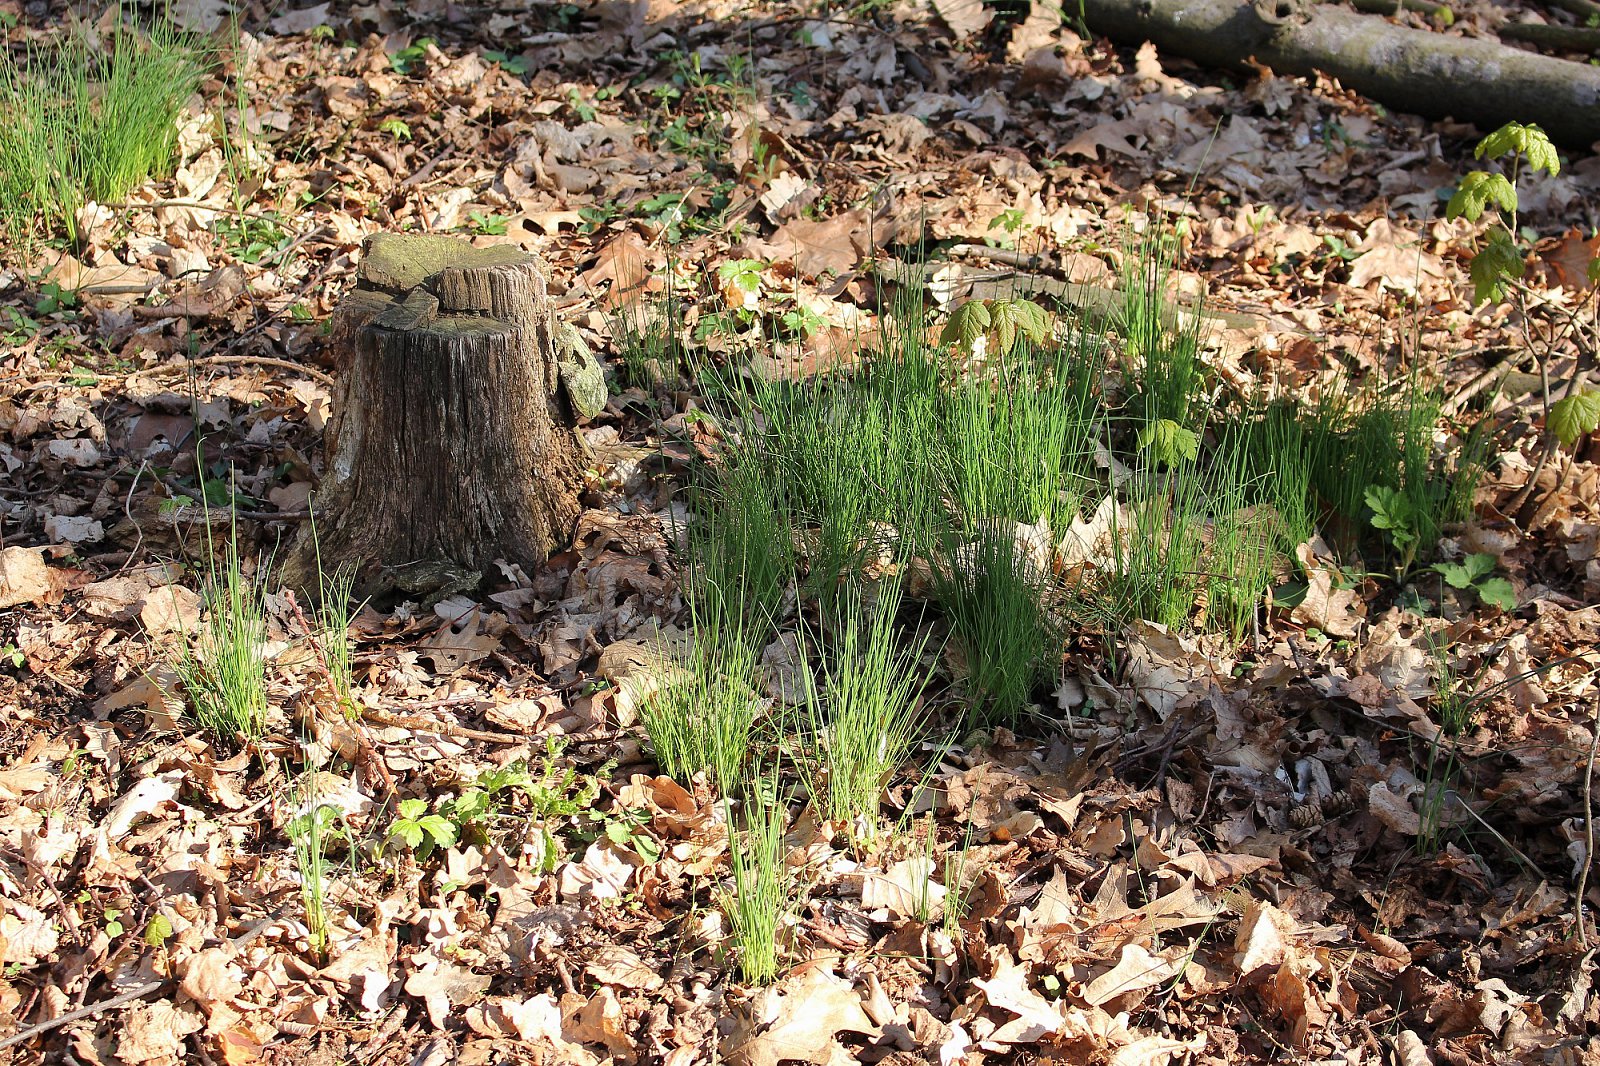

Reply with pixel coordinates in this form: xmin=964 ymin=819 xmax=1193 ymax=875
xmin=1469 ymin=228 xmax=1524 ymax=305
xmin=1136 ymin=419 xmax=1199 ymax=465
xmin=397 ymin=798 xmax=427 ymax=820
xmin=1548 ymin=389 xmax=1600 ymax=447
xmin=940 ymin=300 xmax=991 ymax=353
xmin=1364 ymin=485 xmax=1418 ymax=548
xmin=1446 ymin=171 xmax=1516 ymax=222
xmin=1431 ymin=553 xmax=1495 ymax=589
xmin=144 ymin=914 xmax=173 ymax=947
xmin=391 ymin=822 xmax=424 ymax=849
xmin=987 ymin=297 xmax=1052 ymax=353
xmin=418 ymin=815 xmax=459 ymax=848
xmin=1588 ymin=256 xmax=1600 ymax=286
xmin=1476 ymin=122 xmax=1560 ymax=176
xmin=1474 ymin=577 xmax=1517 ymax=611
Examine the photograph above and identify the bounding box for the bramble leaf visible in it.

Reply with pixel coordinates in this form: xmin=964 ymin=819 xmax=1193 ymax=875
xmin=1548 ymin=389 xmax=1600 ymax=447
xmin=1446 ymin=171 xmax=1516 ymax=223
xmin=1469 ymin=228 xmax=1524 ymax=305
xmin=1589 ymin=255 xmax=1600 ymax=286
xmin=1476 ymin=122 xmax=1559 ymax=177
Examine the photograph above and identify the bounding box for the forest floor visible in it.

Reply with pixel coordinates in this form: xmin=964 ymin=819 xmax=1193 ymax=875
xmin=3 ymin=0 xmax=1600 ymax=1064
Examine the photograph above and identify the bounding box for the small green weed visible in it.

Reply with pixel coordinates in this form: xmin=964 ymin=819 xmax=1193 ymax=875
xmin=1430 ymin=553 xmax=1516 ymax=611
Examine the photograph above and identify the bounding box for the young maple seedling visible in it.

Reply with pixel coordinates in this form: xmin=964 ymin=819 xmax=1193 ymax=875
xmin=1447 ymin=121 xmax=1600 ymax=501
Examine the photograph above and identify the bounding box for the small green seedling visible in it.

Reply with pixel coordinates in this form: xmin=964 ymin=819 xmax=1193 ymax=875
xmin=1137 ymin=418 xmax=1199 ymax=466
xmin=1447 ymin=121 xmax=1600 ymax=457
xmin=386 ymin=798 xmax=458 ymax=858
xmin=1430 ymin=553 xmax=1516 ymax=610
xmin=376 ymin=117 xmax=412 ymax=142
xmin=467 ymin=211 xmax=511 ymax=235
xmin=388 ymin=38 xmax=435 ymax=74
xmin=1365 ymin=484 xmax=1422 ymax=572
xmin=941 ymin=296 xmax=1052 ymax=358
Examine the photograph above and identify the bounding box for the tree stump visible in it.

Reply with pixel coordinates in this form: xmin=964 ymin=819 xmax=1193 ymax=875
xmin=281 ymin=233 xmax=604 ymax=603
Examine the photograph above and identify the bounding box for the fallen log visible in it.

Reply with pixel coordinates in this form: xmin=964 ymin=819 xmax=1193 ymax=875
xmin=1074 ymin=0 xmax=1600 ymax=148
xmin=1499 ymin=22 xmax=1600 ymax=56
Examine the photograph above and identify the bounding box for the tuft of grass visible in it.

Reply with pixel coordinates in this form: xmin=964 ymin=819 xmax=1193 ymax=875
xmin=1119 ymin=224 xmax=1208 ymax=432
xmin=720 ymin=761 xmax=795 ymax=985
xmin=932 ymin=528 xmax=1059 ymax=723
xmin=1300 ymin=372 xmax=1487 ymax=572
xmin=639 ymin=613 xmax=762 ymax=789
xmin=0 ymin=13 xmax=207 ymax=249
xmin=940 ymin=340 xmax=1103 ymax=533
xmin=799 ymin=579 xmax=933 ymax=843
xmin=169 ymin=514 xmax=270 ymax=745
xmin=286 ymin=769 xmax=337 ymax=960
xmin=312 ymin=564 xmax=360 ymax=714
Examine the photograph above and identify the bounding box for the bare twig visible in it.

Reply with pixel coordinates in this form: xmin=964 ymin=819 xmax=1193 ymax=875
xmin=128 ymin=354 xmax=336 ymax=389
xmin=1578 ymin=698 xmax=1599 ymax=948
xmin=0 ymin=982 xmax=169 ymax=1053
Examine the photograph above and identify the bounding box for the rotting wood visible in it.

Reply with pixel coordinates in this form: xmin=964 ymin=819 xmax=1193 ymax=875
xmin=279 ymin=233 xmax=605 ymax=604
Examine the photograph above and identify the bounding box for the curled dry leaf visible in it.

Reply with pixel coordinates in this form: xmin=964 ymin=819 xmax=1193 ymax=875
xmin=723 ymin=965 xmax=878 ymax=1066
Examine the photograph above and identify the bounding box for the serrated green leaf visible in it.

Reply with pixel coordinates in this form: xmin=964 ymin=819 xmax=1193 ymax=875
xmin=1469 ymin=228 xmax=1524 ymax=304
xmin=1461 ymin=552 xmax=1497 ymax=581
xmin=1364 ymin=484 xmax=1418 ymax=548
xmin=397 ymin=798 xmax=427 ymax=819
xmin=1548 ymin=389 xmax=1600 ymax=447
xmin=418 ymin=815 xmax=458 ymax=848
xmin=391 ymin=822 xmax=424 ymax=848
xmin=1475 ymin=122 xmax=1557 ymax=173
xmin=987 ymin=297 xmax=1052 ymax=353
xmin=1136 ymin=418 xmax=1199 ymax=465
xmin=1446 ymin=171 xmax=1516 ymax=222
xmin=1475 ymin=577 xmax=1517 ymax=611
xmin=1431 ymin=560 xmax=1474 ymax=589
xmin=940 ymin=300 xmax=992 ymax=353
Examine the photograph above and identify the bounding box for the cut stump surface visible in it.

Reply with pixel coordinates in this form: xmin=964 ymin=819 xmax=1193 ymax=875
xmin=281 ymin=233 xmax=593 ymax=603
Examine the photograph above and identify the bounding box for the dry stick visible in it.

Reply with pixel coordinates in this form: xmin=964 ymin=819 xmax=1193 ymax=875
xmin=0 ymin=982 xmax=169 ymax=1053
xmin=1579 ymin=697 xmax=1599 ymax=948
xmin=128 ymin=354 xmax=337 ymax=389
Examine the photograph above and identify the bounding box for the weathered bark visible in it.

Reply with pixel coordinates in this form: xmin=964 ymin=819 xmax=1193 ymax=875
xmin=281 ymin=233 xmax=587 ymax=603
xmin=1074 ymin=0 xmax=1600 ymax=148
xmin=1499 ymin=22 xmax=1600 ymax=56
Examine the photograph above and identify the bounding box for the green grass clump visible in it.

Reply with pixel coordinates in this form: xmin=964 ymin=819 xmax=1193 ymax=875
xmin=1298 ymin=374 xmax=1487 ymax=571
xmin=311 ymin=564 xmax=359 ymax=713
xmin=0 ymin=13 xmax=207 ymax=248
xmin=638 ymin=615 xmax=763 ymax=789
xmin=720 ymin=762 xmax=796 ymax=985
xmin=1119 ymin=225 xmax=1207 ymax=431
xmin=931 ymin=528 xmax=1060 ymax=721
xmin=799 ymin=579 xmax=933 ymax=843
xmin=170 ymin=519 xmax=270 ymax=745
